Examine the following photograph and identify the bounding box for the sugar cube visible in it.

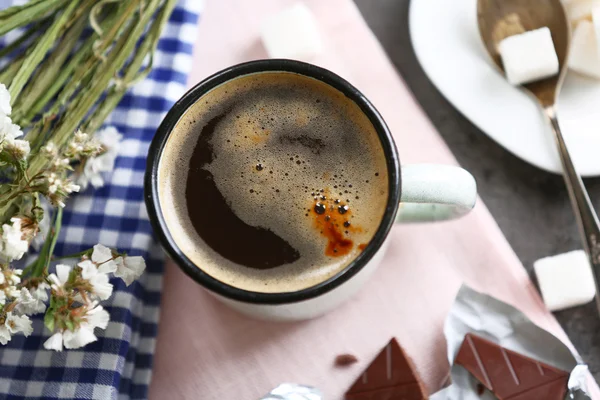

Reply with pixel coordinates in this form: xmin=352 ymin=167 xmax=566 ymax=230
xmin=569 ymin=19 xmax=600 ymax=79
xmin=533 ymin=250 xmax=596 ymax=311
xmin=563 ymin=0 xmax=600 ymax=26
xmin=498 ymin=27 xmax=560 ymax=85
xmin=261 ymin=3 xmax=323 ymax=60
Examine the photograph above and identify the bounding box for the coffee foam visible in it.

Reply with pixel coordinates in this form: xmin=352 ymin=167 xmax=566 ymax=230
xmin=158 ymin=72 xmax=389 ymax=293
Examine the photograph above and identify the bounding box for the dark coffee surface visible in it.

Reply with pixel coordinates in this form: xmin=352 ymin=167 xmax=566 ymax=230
xmin=158 ymin=71 xmax=389 ymax=293
xmin=186 ymin=111 xmax=301 ymax=270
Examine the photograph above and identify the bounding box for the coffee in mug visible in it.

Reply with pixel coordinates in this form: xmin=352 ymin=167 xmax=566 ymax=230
xmin=146 ymin=60 xmax=477 ymax=320
xmin=158 ymin=72 xmax=389 ymax=293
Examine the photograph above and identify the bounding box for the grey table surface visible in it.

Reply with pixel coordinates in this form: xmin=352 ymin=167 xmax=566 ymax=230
xmin=353 ymin=0 xmax=600 ymax=381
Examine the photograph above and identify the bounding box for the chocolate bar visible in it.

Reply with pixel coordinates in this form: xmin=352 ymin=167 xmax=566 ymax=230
xmin=345 ymin=338 xmax=427 ymax=400
xmin=455 ymin=333 xmax=569 ymax=400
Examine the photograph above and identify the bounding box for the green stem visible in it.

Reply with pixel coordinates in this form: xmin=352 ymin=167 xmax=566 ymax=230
xmin=0 ymin=57 xmax=24 ymax=86
xmin=54 ymin=1 xmax=137 ymax=113
xmin=25 ymin=206 xmax=62 ymax=279
xmin=52 ymin=248 xmax=91 ymax=261
xmin=0 ymin=19 xmax=45 ymax=60
xmin=84 ymin=0 xmax=178 ymax=132
xmin=20 ymin=4 xmax=123 ymax=124
xmin=12 ymin=13 xmax=88 ymax=126
xmin=40 ymin=0 xmax=161 ymax=151
xmin=8 ymin=1 xmax=78 ymax=104
xmin=0 ymin=0 xmax=67 ymax=36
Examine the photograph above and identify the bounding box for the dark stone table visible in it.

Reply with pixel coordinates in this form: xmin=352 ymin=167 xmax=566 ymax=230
xmin=354 ymin=0 xmax=600 ymax=380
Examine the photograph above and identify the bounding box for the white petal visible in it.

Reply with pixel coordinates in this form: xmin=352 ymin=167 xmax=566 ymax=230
xmin=75 ymin=171 xmax=90 ymax=191
xmin=91 ymin=274 xmax=113 ymax=300
xmin=86 ymin=305 xmax=109 ymax=330
xmin=115 ymin=256 xmax=146 ymax=286
xmin=78 ymin=260 xmax=97 ymax=279
xmin=96 ymin=126 xmax=122 ymax=148
xmin=94 ymin=152 xmax=117 ymax=172
xmin=0 ymin=326 xmax=11 ymax=345
xmin=63 ymin=326 xmax=97 ymax=349
xmin=0 ymin=218 xmax=28 ymax=261
xmin=17 ymin=315 xmax=32 ymax=336
xmin=5 ymin=313 xmax=32 ymax=336
xmin=0 ymin=83 xmax=11 ymax=115
xmin=15 ymin=287 xmax=46 ymax=315
xmin=43 ymin=332 xmax=63 ymax=352
xmin=97 ymin=260 xmax=117 ymax=275
xmin=7 ymin=287 xmax=20 ymax=298
xmin=55 ymin=264 xmax=72 ymax=285
xmin=32 ymin=284 xmax=49 ymax=302
xmin=0 ymin=115 xmax=22 ymax=140
xmin=91 ymin=244 xmax=112 ymax=264
xmin=89 ymin=171 xmax=105 ymax=188
xmin=47 ymin=274 xmax=61 ymax=289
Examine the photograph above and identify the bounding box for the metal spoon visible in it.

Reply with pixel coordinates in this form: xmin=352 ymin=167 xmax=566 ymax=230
xmin=477 ymin=0 xmax=600 ymax=312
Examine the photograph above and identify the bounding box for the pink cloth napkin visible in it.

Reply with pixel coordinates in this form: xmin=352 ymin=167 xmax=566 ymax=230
xmin=149 ymin=0 xmax=600 ymax=398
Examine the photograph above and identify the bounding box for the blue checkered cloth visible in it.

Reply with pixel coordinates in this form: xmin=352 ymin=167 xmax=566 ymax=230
xmin=0 ymin=1 xmax=202 ymax=398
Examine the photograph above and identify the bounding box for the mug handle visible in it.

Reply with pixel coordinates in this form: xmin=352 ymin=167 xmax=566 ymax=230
xmin=396 ymin=164 xmax=477 ymax=223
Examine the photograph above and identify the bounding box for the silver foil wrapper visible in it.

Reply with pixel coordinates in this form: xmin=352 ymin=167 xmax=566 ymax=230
xmin=430 ymin=285 xmax=590 ymax=399
xmin=259 ymin=383 xmax=323 ymax=400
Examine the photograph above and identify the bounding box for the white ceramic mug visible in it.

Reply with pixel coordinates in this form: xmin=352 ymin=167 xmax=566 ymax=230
xmin=145 ymin=60 xmax=477 ymax=321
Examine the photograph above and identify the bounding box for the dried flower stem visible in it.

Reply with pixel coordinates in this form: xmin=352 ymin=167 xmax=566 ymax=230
xmin=0 ymin=0 xmax=178 ymax=225
xmin=0 ymin=0 xmax=67 ymax=36
xmin=8 ymin=1 xmax=78 ymax=103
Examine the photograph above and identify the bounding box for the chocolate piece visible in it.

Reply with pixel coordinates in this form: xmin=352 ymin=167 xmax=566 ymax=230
xmin=336 ymin=354 xmax=359 ymax=367
xmin=455 ymin=333 xmax=569 ymax=400
xmin=345 ymin=338 xmax=427 ymax=400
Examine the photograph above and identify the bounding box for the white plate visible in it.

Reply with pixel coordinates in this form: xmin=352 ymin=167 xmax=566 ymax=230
xmin=409 ymin=0 xmax=600 ymax=176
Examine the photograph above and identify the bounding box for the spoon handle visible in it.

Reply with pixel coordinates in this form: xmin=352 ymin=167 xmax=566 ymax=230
xmin=545 ymin=105 xmax=600 ymax=312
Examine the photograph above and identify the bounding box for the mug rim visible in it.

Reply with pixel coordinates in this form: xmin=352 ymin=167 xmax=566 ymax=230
xmin=144 ymin=59 xmax=401 ymax=305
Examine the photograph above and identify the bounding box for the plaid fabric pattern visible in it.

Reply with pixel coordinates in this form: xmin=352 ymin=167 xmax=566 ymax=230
xmin=0 ymin=1 xmax=201 ymax=398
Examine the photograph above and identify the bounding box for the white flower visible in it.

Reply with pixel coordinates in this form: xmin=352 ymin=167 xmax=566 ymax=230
xmin=43 ymin=332 xmax=63 ymax=351
xmin=74 ymin=130 xmax=88 ymax=142
xmin=6 ymin=268 xmax=22 ymax=286
xmin=97 ymin=126 xmax=122 ymax=149
xmin=48 ymin=181 xmax=59 ymax=194
xmin=43 ymin=141 xmax=57 ymax=156
xmin=48 ymin=264 xmax=71 ymax=291
xmin=0 ymin=312 xmax=33 ymax=344
xmin=91 ymin=244 xmax=116 ymax=274
xmin=6 ymin=313 xmax=32 ymax=335
xmin=79 ymin=260 xmax=112 ymax=300
xmin=52 ymin=157 xmax=69 ymax=169
xmin=0 ymin=291 xmax=5 ymax=306
xmin=76 ymin=126 xmax=122 ymax=190
xmin=0 ymin=83 xmax=11 ymax=115
xmin=46 ymin=174 xmax=78 ymax=195
xmin=43 ymin=303 xmax=109 ymax=351
xmin=32 ymin=282 xmax=49 ymax=302
xmin=0 ymin=115 xmax=22 ymax=142
xmin=85 ymin=302 xmax=109 ymax=330
xmin=114 ymin=256 xmax=146 ymax=286
xmin=0 ymin=325 xmax=10 ymax=344
xmin=15 ymin=286 xmax=47 ymax=315
xmin=63 ymin=325 xmax=97 ymax=349
xmin=5 ymin=138 xmax=30 ymax=159
xmin=0 ymin=218 xmax=28 ymax=262
xmin=63 ymin=182 xmax=80 ymax=194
